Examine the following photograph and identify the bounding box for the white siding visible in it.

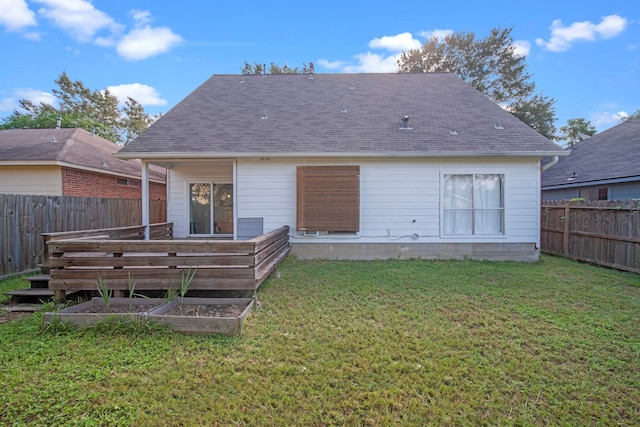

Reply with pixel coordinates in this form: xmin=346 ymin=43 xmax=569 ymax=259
xmin=168 ymin=157 xmax=542 ymax=244
xmin=0 ymin=166 xmax=62 ymax=195
xmin=611 ymin=182 xmax=640 ymax=200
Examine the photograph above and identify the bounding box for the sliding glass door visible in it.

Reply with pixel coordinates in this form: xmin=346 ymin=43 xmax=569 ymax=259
xmin=189 ymin=183 xmax=233 ymax=235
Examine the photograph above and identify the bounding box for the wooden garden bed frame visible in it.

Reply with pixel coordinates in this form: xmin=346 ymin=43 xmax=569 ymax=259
xmin=45 ymin=225 xmax=290 ymax=301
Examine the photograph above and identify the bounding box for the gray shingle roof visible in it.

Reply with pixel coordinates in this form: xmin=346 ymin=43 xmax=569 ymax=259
xmin=119 ymin=73 xmax=564 ymax=158
xmin=0 ymin=127 xmax=165 ymax=181
xmin=541 ymin=119 xmax=640 ymax=188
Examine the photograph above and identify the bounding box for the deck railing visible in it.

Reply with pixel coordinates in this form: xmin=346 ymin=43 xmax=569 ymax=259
xmin=41 ymin=222 xmax=173 ymax=273
xmin=46 ymin=226 xmax=289 ymax=300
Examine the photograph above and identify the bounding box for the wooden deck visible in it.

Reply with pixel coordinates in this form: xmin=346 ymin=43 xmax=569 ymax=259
xmin=45 ymin=225 xmax=290 ymax=301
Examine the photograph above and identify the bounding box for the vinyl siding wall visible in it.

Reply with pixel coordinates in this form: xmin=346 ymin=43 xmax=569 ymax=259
xmin=0 ymin=165 xmax=63 ymax=195
xmin=168 ymin=157 xmax=541 ymax=246
xmin=611 ymin=182 xmax=640 ymax=200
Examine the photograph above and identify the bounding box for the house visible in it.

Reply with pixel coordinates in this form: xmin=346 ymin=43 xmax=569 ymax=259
xmin=542 ymin=119 xmax=640 ymax=201
xmin=116 ymin=73 xmax=565 ymax=261
xmin=0 ymin=127 xmax=166 ymax=199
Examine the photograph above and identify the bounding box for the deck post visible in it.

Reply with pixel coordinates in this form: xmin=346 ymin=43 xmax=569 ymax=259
xmin=141 ymin=161 xmax=150 ymax=240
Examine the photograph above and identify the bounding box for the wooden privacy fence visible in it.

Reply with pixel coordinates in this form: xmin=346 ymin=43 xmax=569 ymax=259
xmin=541 ymin=200 xmax=640 ymax=273
xmin=47 ymin=226 xmax=290 ymax=300
xmin=0 ymin=194 xmax=166 ymax=278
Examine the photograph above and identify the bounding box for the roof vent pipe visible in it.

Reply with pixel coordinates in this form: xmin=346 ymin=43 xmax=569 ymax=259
xmin=400 ymin=115 xmax=412 ymax=130
xmin=56 ymin=116 xmax=61 ymax=129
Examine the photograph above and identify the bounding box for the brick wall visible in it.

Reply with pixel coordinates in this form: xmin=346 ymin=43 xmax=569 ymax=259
xmin=61 ymin=167 xmax=166 ymax=200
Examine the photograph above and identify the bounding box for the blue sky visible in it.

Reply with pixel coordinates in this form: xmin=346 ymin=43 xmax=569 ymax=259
xmin=1 ymin=0 xmax=638 ymax=136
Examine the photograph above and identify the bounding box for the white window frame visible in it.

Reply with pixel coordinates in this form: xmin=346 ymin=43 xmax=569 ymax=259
xmin=187 ymin=181 xmax=234 ymax=237
xmin=441 ymin=173 xmax=505 ymax=237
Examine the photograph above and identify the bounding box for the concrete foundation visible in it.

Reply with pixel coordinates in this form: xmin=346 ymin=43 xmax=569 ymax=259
xmin=290 ymin=242 xmax=540 ymax=262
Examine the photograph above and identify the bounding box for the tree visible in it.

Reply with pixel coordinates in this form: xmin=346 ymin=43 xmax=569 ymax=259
xmin=397 ymin=28 xmax=558 ymax=140
xmin=241 ymin=60 xmax=315 ymax=75
xmin=0 ymin=71 xmax=156 ymax=144
xmin=622 ymin=109 xmax=640 ymax=122
xmin=558 ymin=118 xmax=597 ymax=148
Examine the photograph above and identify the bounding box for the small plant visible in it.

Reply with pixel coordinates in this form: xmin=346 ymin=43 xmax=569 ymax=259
xmin=127 ymin=272 xmax=140 ymax=312
xmin=97 ymin=277 xmax=112 ymax=311
xmin=178 ymin=267 xmax=197 ymax=310
xmin=165 ymin=283 xmax=178 ymax=302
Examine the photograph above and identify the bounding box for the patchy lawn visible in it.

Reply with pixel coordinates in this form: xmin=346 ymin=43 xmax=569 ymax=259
xmin=1 ymin=255 xmax=639 ymax=426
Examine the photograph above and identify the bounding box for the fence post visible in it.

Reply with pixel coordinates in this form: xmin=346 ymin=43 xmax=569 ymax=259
xmin=563 ymin=206 xmax=570 ymax=257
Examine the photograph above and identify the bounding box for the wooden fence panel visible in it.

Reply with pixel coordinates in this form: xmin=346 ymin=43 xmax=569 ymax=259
xmin=0 ymin=194 xmax=167 ymax=278
xmin=541 ymin=200 xmax=640 ymax=273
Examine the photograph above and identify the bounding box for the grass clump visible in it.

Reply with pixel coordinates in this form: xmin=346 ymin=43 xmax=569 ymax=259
xmin=96 ymin=277 xmax=112 ymax=310
xmin=0 ymin=255 xmax=639 ymax=426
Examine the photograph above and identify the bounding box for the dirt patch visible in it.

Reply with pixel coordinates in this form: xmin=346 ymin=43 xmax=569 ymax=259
xmin=163 ymin=303 xmax=247 ymax=317
xmin=0 ymin=310 xmax=30 ymax=324
xmin=79 ymin=303 xmax=161 ymax=314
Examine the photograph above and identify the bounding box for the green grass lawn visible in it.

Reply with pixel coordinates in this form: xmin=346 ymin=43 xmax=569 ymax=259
xmin=1 ymin=255 xmax=639 ymax=426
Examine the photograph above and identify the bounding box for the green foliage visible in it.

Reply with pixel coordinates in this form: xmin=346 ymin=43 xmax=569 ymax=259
xmin=559 ymin=117 xmax=597 ymax=147
xmin=622 ymin=108 xmax=640 ymax=122
xmin=180 ymin=267 xmax=196 ymax=299
xmin=1 ymin=256 xmax=640 ymax=425
xmin=96 ymin=277 xmax=112 ymax=310
xmin=241 ymin=60 xmax=315 ymax=75
xmin=0 ymin=71 xmax=156 ymax=145
xmin=397 ymin=27 xmax=558 ymax=139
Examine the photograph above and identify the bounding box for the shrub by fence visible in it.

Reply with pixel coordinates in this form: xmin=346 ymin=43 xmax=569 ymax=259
xmin=541 ymin=200 xmax=640 ymax=273
xmin=0 ymin=194 xmax=166 ymax=278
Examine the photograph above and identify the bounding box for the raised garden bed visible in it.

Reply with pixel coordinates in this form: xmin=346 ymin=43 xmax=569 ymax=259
xmin=42 ymin=297 xmax=166 ymax=327
xmin=146 ymin=297 xmax=255 ymax=335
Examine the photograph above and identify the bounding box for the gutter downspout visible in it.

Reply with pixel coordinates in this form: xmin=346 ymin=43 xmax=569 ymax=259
xmin=541 ymin=156 xmax=559 ymax=172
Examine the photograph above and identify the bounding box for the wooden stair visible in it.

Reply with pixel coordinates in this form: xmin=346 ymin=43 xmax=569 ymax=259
xmin=3 ymin=273 xmax=78 ymax=309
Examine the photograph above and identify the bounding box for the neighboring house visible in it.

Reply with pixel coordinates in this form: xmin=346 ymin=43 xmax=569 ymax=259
xmin=542 ymin=119 xmax=640 ymax=201
xmin=116 ymin=73 xmax=565 ymax=261
xmin=0 ymin=127 xmax=166 ymax=199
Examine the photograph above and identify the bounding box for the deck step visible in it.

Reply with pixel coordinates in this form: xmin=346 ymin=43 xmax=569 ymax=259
xmin=1 ymin=303 xmax=48 ymax=313
xmin=4 ymin=288 xmax=77 ymax=303
xmin=25 ymin=274 xmax=51 ymax=289
xmin=5 ymin=288 xmax=56 ymax=297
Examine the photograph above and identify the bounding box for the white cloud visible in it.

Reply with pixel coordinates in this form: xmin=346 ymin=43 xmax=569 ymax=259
xmin=321 ymin=32 xmax=423 ymax=73
xmin=418 ymin=29 xmax=453 ymax=41
xmin=342 ymin=52 xmax=399 ymax=73
xmin=512 ymin=40 xmax=531 ymax=57
xmin=105 ymin=83 xmax=167 ymax=107
xmin=593 ymin=110 xmax=628 ymax=126
xmin=116 ymin=26 xmax=183 ymax=60
xmin=130 ymin=9 xmax=152 ymax=26
xmin=0 ymin=88 xmax=57 ymax=112
xmin=0 ymin=97 xmax=17 ymax=112
xmin=368 ymin=32 xmax=421 ymax=52
xmin=0 ymin=0 xmax=36 ymax=32
xmin=317 ymin=59 xmax=348 ymax=70
xmin=34 ymin=0 xmax=122 ymax=42
xmin=536 ymin=14 xmax=627 ymax=52
xmin=113 ymin=9 xmax=182 ymax=61
xmin=15 ymin=88 xmax=57 ymax=106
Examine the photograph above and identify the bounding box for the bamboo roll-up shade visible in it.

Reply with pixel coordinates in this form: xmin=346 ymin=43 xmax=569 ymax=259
xmin=296 ymin=166 xmax=360 ymax=232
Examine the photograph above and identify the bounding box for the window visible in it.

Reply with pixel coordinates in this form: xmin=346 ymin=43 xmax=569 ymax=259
xmin=189 ymin=183 xmax=233 ymax=235
xmin=443 ymin=174 xmax=504 ymax=235
xmin=117 ymin=178 xmax=140 ymax=187
xmin=598 ymin=188 xmax=608 ymax=201
xmin=296 ymin=166 xmax=360 ymax=233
